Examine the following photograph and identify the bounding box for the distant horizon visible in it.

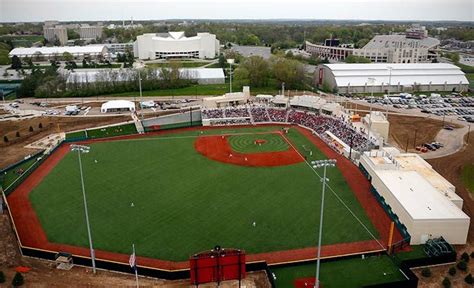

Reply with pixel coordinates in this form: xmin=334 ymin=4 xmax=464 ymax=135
xmin=1 ymin=18 xmax=474 ymax=24
xmin=1 ymin=0 xmax=473 ymax=23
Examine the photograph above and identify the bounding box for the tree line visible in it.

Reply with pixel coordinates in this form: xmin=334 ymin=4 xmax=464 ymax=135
xmin=17 ymin=62 xmax=197 ymax=98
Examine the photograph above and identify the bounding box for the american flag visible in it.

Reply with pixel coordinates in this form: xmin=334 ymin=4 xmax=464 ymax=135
xmin=129 ymin=251 xmax=136 ymax=269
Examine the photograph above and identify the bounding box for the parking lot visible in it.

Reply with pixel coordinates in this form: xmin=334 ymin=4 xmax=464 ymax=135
xmin=360 ymin=93 xmax=474 ymax=123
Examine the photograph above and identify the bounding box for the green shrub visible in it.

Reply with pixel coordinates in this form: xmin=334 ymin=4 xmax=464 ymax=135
xmin=11 ymin=272 xmax=23 ymax=287
xmin=448 ymin=266 xmax=456 ymax=276
xmin=465 ymin=274 xmax=473 ymax=284
xmin=457 ymin=260 xmax=468 ymax=271
xmin=442 ymin=277 xmax=451 ymax=288
xmin=461 ymin=252 xmax=470 ymax=262
xmin=421 ymin=268 xmax=432 ymax=277
xmin=0 ymin=271 xmax=5 ymax=283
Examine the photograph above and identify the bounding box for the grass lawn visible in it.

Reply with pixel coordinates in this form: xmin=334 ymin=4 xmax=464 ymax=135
xmin=107 ymin=82 xmax=279 ymax=97
xmin=1 ymin=157 xmax=39 ymax=189
xmin=466 ymin=73 xmax=474 ymax=90
xmin=146 ymin=62 xmax=210 ymax=68
xmin=85 ymin=123 xmax=137 ymax=139
xmin=271 ymin=255 xmax=406 ymax=288
xmin=395 ymin=245 xmax=427 ymax=261
xmin=28 ymin=126 xmax=377 ymax=261
xmin=461 ymin=164 xmax=474 ymax=194
xmin=228 ymin=133 xmax=289 ymax=154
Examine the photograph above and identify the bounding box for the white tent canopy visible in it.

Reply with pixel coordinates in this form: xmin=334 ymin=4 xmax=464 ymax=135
xmin=101 ymin=100 xmax=135 ymax=113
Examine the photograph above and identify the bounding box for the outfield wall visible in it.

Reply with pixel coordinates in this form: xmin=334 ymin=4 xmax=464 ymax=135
xmin=142 ymin=110 xmax=202 ymax=132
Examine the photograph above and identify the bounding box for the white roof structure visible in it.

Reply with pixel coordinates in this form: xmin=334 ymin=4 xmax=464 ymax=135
xmin=323 ymin=63 xmax=468 ymax=87
xmin=101 ymin=100 xmax=135 ymax=112
xmin=183 ymin=68 xmax=224 ymax=80
xmin=9 ymin=45 xmax=108 ymax=57
xmin=65 ymin=68 xmax=224 ymax=83
xmin=376 ymin=170 xmax=467 ymax=221
xmin=363 ymin=34 xmax=440 ymax=50
xmin=290 ymin=95 xmax=326 ymax=109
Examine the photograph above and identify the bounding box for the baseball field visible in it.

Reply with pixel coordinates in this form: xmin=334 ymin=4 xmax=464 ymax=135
xmin=13 ymin=125 xmax=385 ymax=264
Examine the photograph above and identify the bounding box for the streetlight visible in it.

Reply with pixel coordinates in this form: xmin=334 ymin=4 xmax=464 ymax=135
xmin=386 ymin=66 xmax=393 ymax=118
xmin=311 ymin=159 xmax=337 ymax=288
xmin=367 ymin=78 xmax=376 ymax=150
xmin=227 ymin=59 xmax=235 ymax=93
xmin=70 ymin=144 xmax=96 ymax=274
xmin=137 ymin=69 xmax=143 ymax=120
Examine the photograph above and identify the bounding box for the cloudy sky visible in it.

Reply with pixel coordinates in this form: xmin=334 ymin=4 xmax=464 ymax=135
xmin=1 ymin=0 xmax=473 ymax=22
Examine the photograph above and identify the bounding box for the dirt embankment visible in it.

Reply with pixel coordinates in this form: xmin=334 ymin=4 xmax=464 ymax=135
xmin=342 ymin=102 xmax=461 ymax=151
xmin=427 ymin=132 xmax=474 ymax=242
xmin=387 ymin=114 xmax=448 ymax=151
xmin=0 ymin=116 xmax=130 ymax=168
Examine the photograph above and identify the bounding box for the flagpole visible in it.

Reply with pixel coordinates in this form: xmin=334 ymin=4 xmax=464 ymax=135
xmin=133 ymin=243 xmax=139 ymax=288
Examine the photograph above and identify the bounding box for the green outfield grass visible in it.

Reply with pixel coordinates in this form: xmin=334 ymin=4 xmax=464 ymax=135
xmin=228 ymin=133 xmax=289 ymax=153
xmin=271 ymin=255 xmax=406 ymax=288
xmin=28 ymin=126 xmax=378 ymax=261
xmin=461 ymin=164 xmax=474 ymax=194
xmin=1 ymin=157 xmax=38 ymax=189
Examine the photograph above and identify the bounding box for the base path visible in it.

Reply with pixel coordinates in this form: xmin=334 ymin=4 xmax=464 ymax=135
xmin=6 ymin=125 xmax=397 ymax=272
xmin=194 ymin=132 xmax=303 ymax=167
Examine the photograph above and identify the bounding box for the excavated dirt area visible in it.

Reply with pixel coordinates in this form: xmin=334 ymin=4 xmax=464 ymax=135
xmin=341 ymin=102 xmax=460 ymax=151
xmin=0 ymin=116 xmax=130 ymax=168
xmin=414 ymin=132 xmax=474 ymax=287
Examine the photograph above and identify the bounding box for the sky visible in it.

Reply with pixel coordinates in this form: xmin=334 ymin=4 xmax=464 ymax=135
xmin=0 ymin=0 xmax=473 ymax=22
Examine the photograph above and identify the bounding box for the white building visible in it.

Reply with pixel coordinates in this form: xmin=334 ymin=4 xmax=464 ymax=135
xmin=359 ymin=149 xmax=470 ymax=245
xmin=43 ymin=26 xmax=68 ymax=45
xmin=133 ymin=31 xmax=219 ymax=60
xmin=79 ymin=25 xmax=103 ymax=40
xmin=316 ymin=63 xmax=469 ymax=93
xmin=202 ymin=87 xmax=250 ymax=109
xmin=362 ymin=111 xmax=390 ymax=142
xmin=104 ymin=42 xmax=134 ymax=55
xmin=9 ymin=45 xmax=109 ymax=61
xmin=306 ymin=24 xmax=440 ymax=64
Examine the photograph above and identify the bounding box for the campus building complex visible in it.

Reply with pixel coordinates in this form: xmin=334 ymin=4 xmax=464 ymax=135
xmin=306 ymin=24 xmax=440 ymax=63
xmin=133 ymin=31 xmax=219 ymax=60
xmin=43 ymin=25 xmax=68 ymax=45
xmin=79 ymin=24 xmax=103 ymax=40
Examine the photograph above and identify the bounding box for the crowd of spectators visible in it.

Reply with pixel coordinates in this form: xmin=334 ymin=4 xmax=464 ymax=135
xmin=250 ymin=107 xmax=270 ymax=122
xmin=224 ymin=107 xmax=250 ymax=118
xmin=202 ymin=109 xmax=224 ymax=119
xmin=210 ymin=119 xmax=251 ymax=126
xmin=267 ymin=108 xmax=288 ymax=122
xmin=200 ymin=106 xmax=374 ymax=151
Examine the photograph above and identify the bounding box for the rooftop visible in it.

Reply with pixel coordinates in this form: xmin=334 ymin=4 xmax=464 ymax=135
xmin=362 ymin=34 xmax=440 ymax=50
xmin=376 ymin=170 xmax=468 ymax=221
xmin=323 ymin=63 xmax=468 ymax=87
xmin=9 ymin=45 xmax=107 ymax=56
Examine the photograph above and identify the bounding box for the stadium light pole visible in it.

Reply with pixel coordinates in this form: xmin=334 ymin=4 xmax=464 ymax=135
xmin=311 ymin=159 xmax=337 ymax=288
xmin=367 ymin=78 xmax=376 ymax=151
xmin=386 ymin=66 xmax=393 ymax=118
xmin=227 ymin=59 xmax=235 ymax=93
xmin=71 ymin=144 xmax=96 ymax=274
